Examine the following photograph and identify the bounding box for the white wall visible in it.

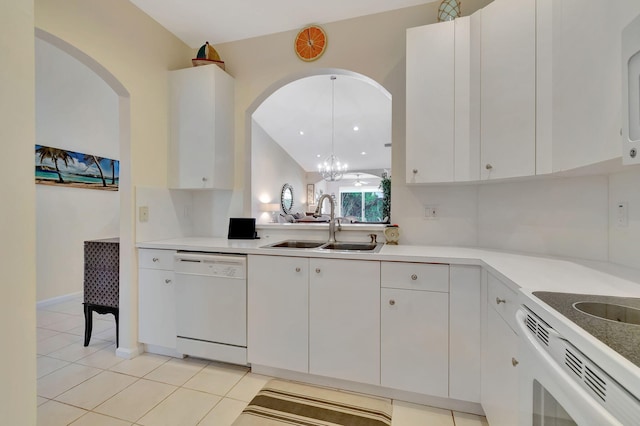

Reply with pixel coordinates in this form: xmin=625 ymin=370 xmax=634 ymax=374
xmin=251 ymin=120 xmax=307 ymax=223
xmin=36 ymin=0 xmax=192 ymax=355
xmin=477 ymin=176 xmax=609 ymax=260
xmin=609 ymin=167 xmax=640 ymax=268
xmin=1 ymin=0 xmax=37 ymax=422
xmin=35 ymin=38 xmax=120 ymax=302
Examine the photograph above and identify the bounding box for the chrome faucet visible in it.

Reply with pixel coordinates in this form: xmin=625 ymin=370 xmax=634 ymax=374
xmin=314 ymin=194 xmax=338 ymax=243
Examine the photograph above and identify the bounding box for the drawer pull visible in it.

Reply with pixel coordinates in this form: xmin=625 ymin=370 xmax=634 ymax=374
xmin=411 ymin=274 xmax=418 ymax=281
xmin=164 ymin=279 xmax=172 ymax=284
xmin=389 ymin=299 xmax=396 ymax=306
xmin=295 ymin=267 xmax=301 ymax=272
xmin=412 ymin=169 xmax=418 ymax=174
xmin=496 ymin=297 xmax=506 ymax=305
xmin=315 ymin=268 xmax=321 ymax=273
xmin=512 ymin=357 xmax=519 ymax=367
xmin=486 ymin=163 xmax=493 ymax=170
xmin=152 ymin=257 xmax=159 ymax=262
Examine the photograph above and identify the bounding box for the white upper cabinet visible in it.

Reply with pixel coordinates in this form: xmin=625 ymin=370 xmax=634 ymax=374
xmin=406 ymin=15 xmax=480 ymax=184
xmin=480 ymin=0 xmax=536 ymax=180
xmin=168 ymin=64 xmax=234 ymax=189
xmin=538 ymin=0 xmax=640 ymax=171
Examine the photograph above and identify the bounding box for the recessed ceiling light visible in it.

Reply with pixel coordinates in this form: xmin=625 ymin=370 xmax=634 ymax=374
xmin=316 ymin=154 xmax=321 ymax=158
xmin=353 ymin=126 xmax=359 ymax=131
xmin=361 ymin=151 xmax=367 ymax=155
xmin=299 ymin=130 xmax=304 ymax=135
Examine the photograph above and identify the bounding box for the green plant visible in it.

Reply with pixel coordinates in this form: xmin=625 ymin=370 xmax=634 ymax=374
xmin=379 ymin=172 xmax=391 ymax=223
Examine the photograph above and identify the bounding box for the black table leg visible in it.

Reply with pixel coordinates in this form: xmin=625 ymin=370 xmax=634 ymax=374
xmin=83 ymin=303 xmax=93 ymax=347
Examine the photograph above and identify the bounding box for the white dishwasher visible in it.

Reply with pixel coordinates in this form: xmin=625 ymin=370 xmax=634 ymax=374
xmin=174 ymin=252 xmax=247 ymax=365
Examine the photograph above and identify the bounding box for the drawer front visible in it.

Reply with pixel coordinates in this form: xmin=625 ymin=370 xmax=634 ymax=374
xmin=487 ymin=273 xmax=519 ymax=333
xmin=381 ymin=262 xmax=449 ymax=292
xmin=138 ymin=249 xmax=176 ymax=270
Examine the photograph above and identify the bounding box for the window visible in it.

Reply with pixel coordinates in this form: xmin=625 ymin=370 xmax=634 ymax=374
xmin=339 ymin=186 xmax=385 ymax=222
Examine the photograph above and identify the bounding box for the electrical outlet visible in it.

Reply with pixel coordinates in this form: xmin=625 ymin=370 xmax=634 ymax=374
xmin=616 ymin=202 xmax=628 ymax=227
xmin=424 ymin=205 xmax=438 ymax=220
xmin=139 ymin=206 xmax=149 ymax=223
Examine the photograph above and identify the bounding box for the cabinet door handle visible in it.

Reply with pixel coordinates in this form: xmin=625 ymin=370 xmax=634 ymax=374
xmin=295 ymin=267 xmax=301 ymax=272
xmin=315 ymin=268 xmax=321 ymax=273
xmin=202 ymin=177 xmax=208 ymax=182
xmin=164 ymin=279 xmax=172 ymax=284
xmin=389 ymin=299 xmax=396 ymax=306
xmin=411 ymin=274 xmax=418 ymax=281
xmin=486 ymin=163 xmax=493 ymax=170
xmin=496 ymin=297 xmax=506 ymax=305
xmin=512 ymin=357 xmax=519 ymax=367
xmin=412 ymin=169 xmax=418 ymax=174
xmin=152 ymin=257 xmax=159 ymax=262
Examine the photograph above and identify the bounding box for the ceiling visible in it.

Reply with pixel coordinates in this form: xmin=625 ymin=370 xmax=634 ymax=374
xmin=129 ymin=0 xmax=436 ymax=46
xmin=252 ymin=74 xmax=392 ymax=173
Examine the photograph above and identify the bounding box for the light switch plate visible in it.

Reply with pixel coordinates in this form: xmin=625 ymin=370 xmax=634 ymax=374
xmin=139 ymin=206 xmax=149 ymax=223
xmin=616 ymin=202 xmax=628 ymax=227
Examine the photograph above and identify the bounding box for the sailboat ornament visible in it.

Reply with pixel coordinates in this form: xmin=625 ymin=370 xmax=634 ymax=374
xmin=192 ymin=41 xmax=226 ymax=70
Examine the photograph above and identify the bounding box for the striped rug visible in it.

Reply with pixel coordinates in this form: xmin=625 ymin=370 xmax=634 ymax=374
xmin=232 ymin=379 xmax=393 ymax=426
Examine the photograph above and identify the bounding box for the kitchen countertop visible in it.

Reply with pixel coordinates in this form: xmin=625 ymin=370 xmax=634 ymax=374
xmin=137 ymin=236 xmax=640 ymax=399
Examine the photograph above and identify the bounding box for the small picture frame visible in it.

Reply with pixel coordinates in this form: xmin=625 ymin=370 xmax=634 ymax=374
xmin=307 ymin=184 xmax=315 ymax=205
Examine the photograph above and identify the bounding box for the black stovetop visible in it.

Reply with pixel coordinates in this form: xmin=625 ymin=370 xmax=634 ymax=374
xmin=533 ymin=291 xmax=640 ymax=368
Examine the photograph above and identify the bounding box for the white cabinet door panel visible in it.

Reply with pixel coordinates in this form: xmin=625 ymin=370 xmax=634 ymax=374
xmin=482 ymin=307 xmax=520 ymax=426
xmin=138 ymin=269 xmax=177 ymax=349
xmin=406 ymin=21 xmax=455 ymax=183
xmin=480 ymin=0 xmax=536 ymax=180
xmin=381 ymin=288 xmax=449 ymax=397
xmin=449 ymin=265 xmax=481 ymax=403
xmin=247 ymin=255 xmax=308 ymax=373
xmin=309 ymin=259 xmax=380 ymax=385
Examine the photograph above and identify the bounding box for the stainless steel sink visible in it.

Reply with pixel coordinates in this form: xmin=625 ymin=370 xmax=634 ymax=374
xmin=262 ymin=240 xmax=383 ymax=253
xmin=266 ymin=240 xmax=325 ymax=249
xmin=573 ymin=301 xmax=640 ymax=326
xmin=320 ymin=242 xmax=381 ymax=252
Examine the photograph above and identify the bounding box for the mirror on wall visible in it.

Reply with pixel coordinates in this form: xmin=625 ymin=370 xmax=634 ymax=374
xmin=251 ymin=70 xmax=392 ymax=224
xmin=280 ymin=183 xmax=294 ymax=214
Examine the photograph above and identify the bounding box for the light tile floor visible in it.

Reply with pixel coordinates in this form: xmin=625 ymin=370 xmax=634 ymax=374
xmin=36 ymin=296 xmax=489 ymax=425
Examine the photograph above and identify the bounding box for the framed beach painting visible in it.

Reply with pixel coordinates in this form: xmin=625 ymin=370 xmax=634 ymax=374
xmin=35 ymin=145 xmax=119 ymax=191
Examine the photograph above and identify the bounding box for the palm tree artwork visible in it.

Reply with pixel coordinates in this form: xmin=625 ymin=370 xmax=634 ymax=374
xmin=35 ymin=144 xmax=119 ymax=191
xmin=36 ymin=146 xmax=73 ymax=183
xmin=82 ymin=154 xmax=107 ymax=187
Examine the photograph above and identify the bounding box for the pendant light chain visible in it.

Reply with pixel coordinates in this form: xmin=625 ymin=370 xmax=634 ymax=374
xmin=319 ymin=75 xmax=348 ymax=182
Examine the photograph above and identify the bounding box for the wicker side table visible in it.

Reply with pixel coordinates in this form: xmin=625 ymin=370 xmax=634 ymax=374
xmin=83 ymin=237 xmax=119 ymax=347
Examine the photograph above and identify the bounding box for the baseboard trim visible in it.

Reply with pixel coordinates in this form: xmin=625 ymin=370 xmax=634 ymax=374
xmin=143 ymin=344 xmax=184 ymax=358
xmin=36 ymin=292 xmax=83 ymax=309
xmin=251 ymin=365 xmax=485 ymax=416
xmin=116 ymin=343 xmax=144 ymax=359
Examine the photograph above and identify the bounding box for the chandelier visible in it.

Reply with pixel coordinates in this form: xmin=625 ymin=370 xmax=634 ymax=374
xmin=318 ymin=76 xmax=348 ymax=181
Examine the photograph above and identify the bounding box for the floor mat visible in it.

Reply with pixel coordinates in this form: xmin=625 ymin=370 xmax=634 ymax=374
xmin=232 ymin=379 xmax=392 ymax=426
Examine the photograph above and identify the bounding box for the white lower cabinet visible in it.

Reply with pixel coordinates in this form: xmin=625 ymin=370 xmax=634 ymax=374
xmin=247 ymin=255 xmax=308 ymax=373
xmin=309 ymin=258 xmax=380 ymax=385
xmin=381 ymin=287 xmax=449 ymax=396
xmin=482 ymin=274 xmax=520 ymax=426
xmin=449 ymin=265 xmax=482 ymax=403
xmin=138 ymin=249 xmax=177 ymax=349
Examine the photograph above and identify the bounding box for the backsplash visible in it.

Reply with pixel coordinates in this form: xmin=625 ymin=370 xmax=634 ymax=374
xmin=137 ymin=167 xmax=640 ymax=270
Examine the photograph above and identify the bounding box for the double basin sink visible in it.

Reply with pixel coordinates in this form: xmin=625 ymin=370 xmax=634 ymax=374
xmin=263 ymin=240 xmax=383 ymax=253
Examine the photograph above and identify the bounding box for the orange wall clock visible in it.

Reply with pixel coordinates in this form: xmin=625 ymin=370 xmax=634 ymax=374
xmin=294 ymin=25 xmax=327 ymax=62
